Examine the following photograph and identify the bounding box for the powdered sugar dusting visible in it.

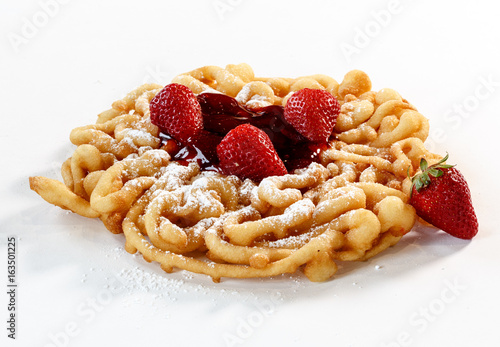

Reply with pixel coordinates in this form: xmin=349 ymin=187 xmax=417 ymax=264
xmin=235 ymin=83 xmax=272 ymax=108
xmin=118 ymin=266 xmax=185 ymax=293
xmin=281 ymin=198 xmax=314 ymax=224
xmin=268 ymin=232 xmax=313 ymax=249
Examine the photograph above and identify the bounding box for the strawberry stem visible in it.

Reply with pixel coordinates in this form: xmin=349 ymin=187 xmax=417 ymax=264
xmin=409 ymin=152 xmax=455 ymax=197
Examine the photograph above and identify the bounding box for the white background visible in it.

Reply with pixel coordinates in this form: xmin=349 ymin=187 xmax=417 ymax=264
xmin=1 ymin=0 xmax=500 ymax=346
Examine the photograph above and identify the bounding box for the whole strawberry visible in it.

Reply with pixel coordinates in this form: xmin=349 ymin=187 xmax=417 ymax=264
xmin=284 ymin=88 xmax=340 ymax=143
xmin=409 ymin=154 xmax=478 ymax=239
xmin=150 ymin=83 xmax=203 ymax=145
xmin=216 ymin=124 xmax=287 ymax=182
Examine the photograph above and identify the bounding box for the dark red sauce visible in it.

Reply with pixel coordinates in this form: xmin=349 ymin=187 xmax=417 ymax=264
xmin=159 ymin=92 xmax=330 ymax=173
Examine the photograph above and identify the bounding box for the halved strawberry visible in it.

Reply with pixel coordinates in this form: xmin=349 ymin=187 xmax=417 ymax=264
xmin=409 ymin=154 xmax=479 ymax=239
xmin=150 ymin=83 xmax=203 ymax=145
xmin=216 ymin=124 xmax=287 ymax=182
xmin=284 ymin=88 xmax=340 ymax=143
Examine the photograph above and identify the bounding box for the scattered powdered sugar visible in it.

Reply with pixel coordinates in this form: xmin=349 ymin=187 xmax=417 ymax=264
xmin=140 ymin=237 xmax=156 ymax=250
xmin=182 ymin=187 xmax=222 ymax=216
xmin=194 ymin=190 xmax=221 ymax=213
xmin=239 ymin=179 xmax=257 ymax=197
xmin=118 ymin=136 xmax=139 ymax=151
xmin=246 ymin=96 xmax=271 ymax=108
xmin=354 ymin=105 xmax=365 ymax=114
xmin=112 ymin=264 xmax=291 ymax=308
xmin=190 ymin=175 xmax=210 ymax=189
xmin=117 ymin=266 xmax=185 ymax=293
xmin=268 ymin=232 xmax=313 ymax=249
xmin=235 ymin=83 xmax=252 ymax=103
xmin=113 ymin=246 xmax=126 ymax=258
xmin=155 ymin=163 xmax=193 ymax=191
xmin=156 ymin=175 xmax=224 ymax=216
xmin=146 ymin=149 xmax=171 ymax=164
xmin=190 ymin=217 xmax=217 ymax=238
xmin=123 ymin=129 xmax=153 ymax=143
xmin=235 ymin=84 xmax=272 ymax=108
xmin=280 ymin=199 xmax=315 ymax=224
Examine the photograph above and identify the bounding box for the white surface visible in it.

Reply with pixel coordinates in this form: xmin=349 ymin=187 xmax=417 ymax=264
xmin=1 ymin=0 xmax=500 ymax=346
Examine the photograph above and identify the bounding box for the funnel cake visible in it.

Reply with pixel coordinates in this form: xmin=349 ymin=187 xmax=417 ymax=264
xmin=30 ymin=63 xmax=442 ymax=282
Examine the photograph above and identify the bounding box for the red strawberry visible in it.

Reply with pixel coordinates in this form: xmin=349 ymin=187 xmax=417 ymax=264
xmin=216 ymin=124 xmax=287 ymax=181
xmin=284 ymin=88 xmax=340 ymax=142
xmin=150 ymin=83 xmax=203 ymax=144
xmin=409 ymin=154 xmax=478 ymax=239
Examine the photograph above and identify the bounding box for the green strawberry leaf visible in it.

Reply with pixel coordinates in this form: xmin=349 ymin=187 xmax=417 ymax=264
xmin=428 ymin=168 xmax=442 ymax=178
xmin=420 ymin=158 xmax=428 ymax=172
xmin=414 ymin=179 xmax=423 ymax=192
xmin=410 ymin=153 xmax=457 ymax=195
